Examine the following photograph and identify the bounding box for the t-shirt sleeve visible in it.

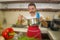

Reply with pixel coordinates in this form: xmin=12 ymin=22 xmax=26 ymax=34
xmin=39 ymin=13 xmax=45 ymax=20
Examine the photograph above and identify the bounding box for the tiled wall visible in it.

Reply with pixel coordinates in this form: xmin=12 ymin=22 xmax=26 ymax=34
xmin=0 ymin=11 xmax=3 ymax=24
xmin=3 ymin=11 xmax=60 ymax=27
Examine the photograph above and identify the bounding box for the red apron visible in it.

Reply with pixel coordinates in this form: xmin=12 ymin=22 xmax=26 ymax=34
xmin=27 ymin=25 xmax=42 ymax=40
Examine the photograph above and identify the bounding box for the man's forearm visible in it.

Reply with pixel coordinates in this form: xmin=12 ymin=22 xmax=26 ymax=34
xmin=41 ymin=20 xmax=48 ymax=27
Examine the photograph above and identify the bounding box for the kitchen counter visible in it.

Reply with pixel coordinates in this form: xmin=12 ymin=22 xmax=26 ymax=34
xmin=48 ymin=29 xmax=60 ymax=40
xmin=12 ymin=27 xmax=60 ymax=40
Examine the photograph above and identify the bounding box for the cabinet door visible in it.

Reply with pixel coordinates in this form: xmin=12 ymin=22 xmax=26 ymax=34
xmin=7 ymin=3 xmax=28 ymax=9
xmin=0 ymin=3 xmax=2 ymax=9
xmin=50 ymin=0 xmax=60 ymax=2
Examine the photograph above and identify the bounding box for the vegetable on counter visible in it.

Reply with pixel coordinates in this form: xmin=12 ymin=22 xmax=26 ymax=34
xmin=18 ymin=36 xmax=38 ymax=40
xmin=2 ymin=27 xmax=15 ymax=40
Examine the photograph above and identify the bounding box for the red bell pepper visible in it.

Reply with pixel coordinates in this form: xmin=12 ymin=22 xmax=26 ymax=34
xmin=2 ymin=28 xmax=14 ymax=39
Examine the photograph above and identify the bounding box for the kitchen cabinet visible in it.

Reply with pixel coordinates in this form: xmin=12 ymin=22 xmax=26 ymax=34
xmin=50 ymin=0 xmax=60 ymax=3
xmin=0 ymin=0 xmax=60 ymax=12
xmin=0 ymin=3 xmax=8 ymax=9
xmin=0 ymin=3 xmax=60 ymax=12
xmin=7 ymin=3 xmax=28 ymax=9
xmin=0 ymin=0 xmax=49 ymax=3
xmin=0 ymin=0 xmax=60 ymax=3
xmin=50 ymin=0 xmax=60 ymax=2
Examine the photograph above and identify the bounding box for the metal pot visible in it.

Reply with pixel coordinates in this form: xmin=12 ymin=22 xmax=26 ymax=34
xmin=53 ymin=14 xmax=60 ymax=25
xmin=53 ymin=19 xmax=60 ymax=25
xmin=27 ymin=18 xmax=40 ymax=26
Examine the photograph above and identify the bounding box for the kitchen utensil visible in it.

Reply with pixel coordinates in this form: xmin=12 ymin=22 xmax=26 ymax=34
xmin=50 ymin=14 xmax=60 ymax=31
xmin=53 ymin=14 xmax=60 ymax=25
xmin=27 ymin=18 xmax=40 ymax=26
xmin=12 ymin=24 xmax=27 ymax=28
xmin=46 ymin=21 xmax=54 ymax=28
xmin=53 ymin=19 xmax=60 ymax=25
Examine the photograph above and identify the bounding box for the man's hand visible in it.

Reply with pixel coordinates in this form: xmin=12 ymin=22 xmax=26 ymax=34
xmin=17 ymin=14 xmax=24 ymax=24
xmin=40 ymin=17 xmax=48 ymax=27
xmin=41 ymin=21 xmax=48 ymax=27
xmin=18 ymin=14 xmax=23 ymax=20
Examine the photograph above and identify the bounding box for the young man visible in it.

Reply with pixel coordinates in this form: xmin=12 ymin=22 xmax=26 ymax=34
xmin=20 ymin=3 xmax=48 ymax=40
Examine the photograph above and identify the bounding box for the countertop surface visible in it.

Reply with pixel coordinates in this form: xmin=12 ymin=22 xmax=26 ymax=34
xmin=12 ymin=27 xmax=60 ymax=40
xmin=48 ymin=29 xmax=60 ymax=40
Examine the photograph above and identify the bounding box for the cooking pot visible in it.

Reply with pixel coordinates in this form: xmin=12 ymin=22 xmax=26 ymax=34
xmin=13 ymin=18 xmax=40 ymax=27
xmin=53 ymin=19 xmax=60 ymax=25
xmin=50 ymin=14 xmax=60 ymax=31
xmin=27 ymin=18 xmax=40 ymax=26
xmin=53 ymin=14 xmax=60 ymax=25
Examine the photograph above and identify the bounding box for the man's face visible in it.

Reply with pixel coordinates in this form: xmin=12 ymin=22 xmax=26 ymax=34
xmin=28 ymin=6 xmax=36 ymax=13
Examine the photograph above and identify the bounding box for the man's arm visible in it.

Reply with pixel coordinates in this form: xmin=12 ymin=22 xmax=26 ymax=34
xmin=17 ymin=14 xmax=26 ymax=24
xmin=40 ymin=17 xmax=48 ymax=27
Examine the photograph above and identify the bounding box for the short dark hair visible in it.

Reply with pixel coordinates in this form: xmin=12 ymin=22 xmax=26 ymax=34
xmin=28 ymin=3 xmax=36 ymax=8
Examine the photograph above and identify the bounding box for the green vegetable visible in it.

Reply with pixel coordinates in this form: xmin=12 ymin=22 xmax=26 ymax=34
xmin=18 ymin=36 xmax=38 ymax=40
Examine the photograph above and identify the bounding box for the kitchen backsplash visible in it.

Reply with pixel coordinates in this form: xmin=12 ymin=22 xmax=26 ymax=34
xmin=0 ymin=11 xmax=60 ymax=27
xmin=0 ymin=11 xmax=3 ymax=24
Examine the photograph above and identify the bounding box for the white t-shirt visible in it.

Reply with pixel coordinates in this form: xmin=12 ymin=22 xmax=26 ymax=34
xmin=21 ymin=12 xmax=45 ymax=25
xmin=23 ymin=12 xmax=45 ymax=19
